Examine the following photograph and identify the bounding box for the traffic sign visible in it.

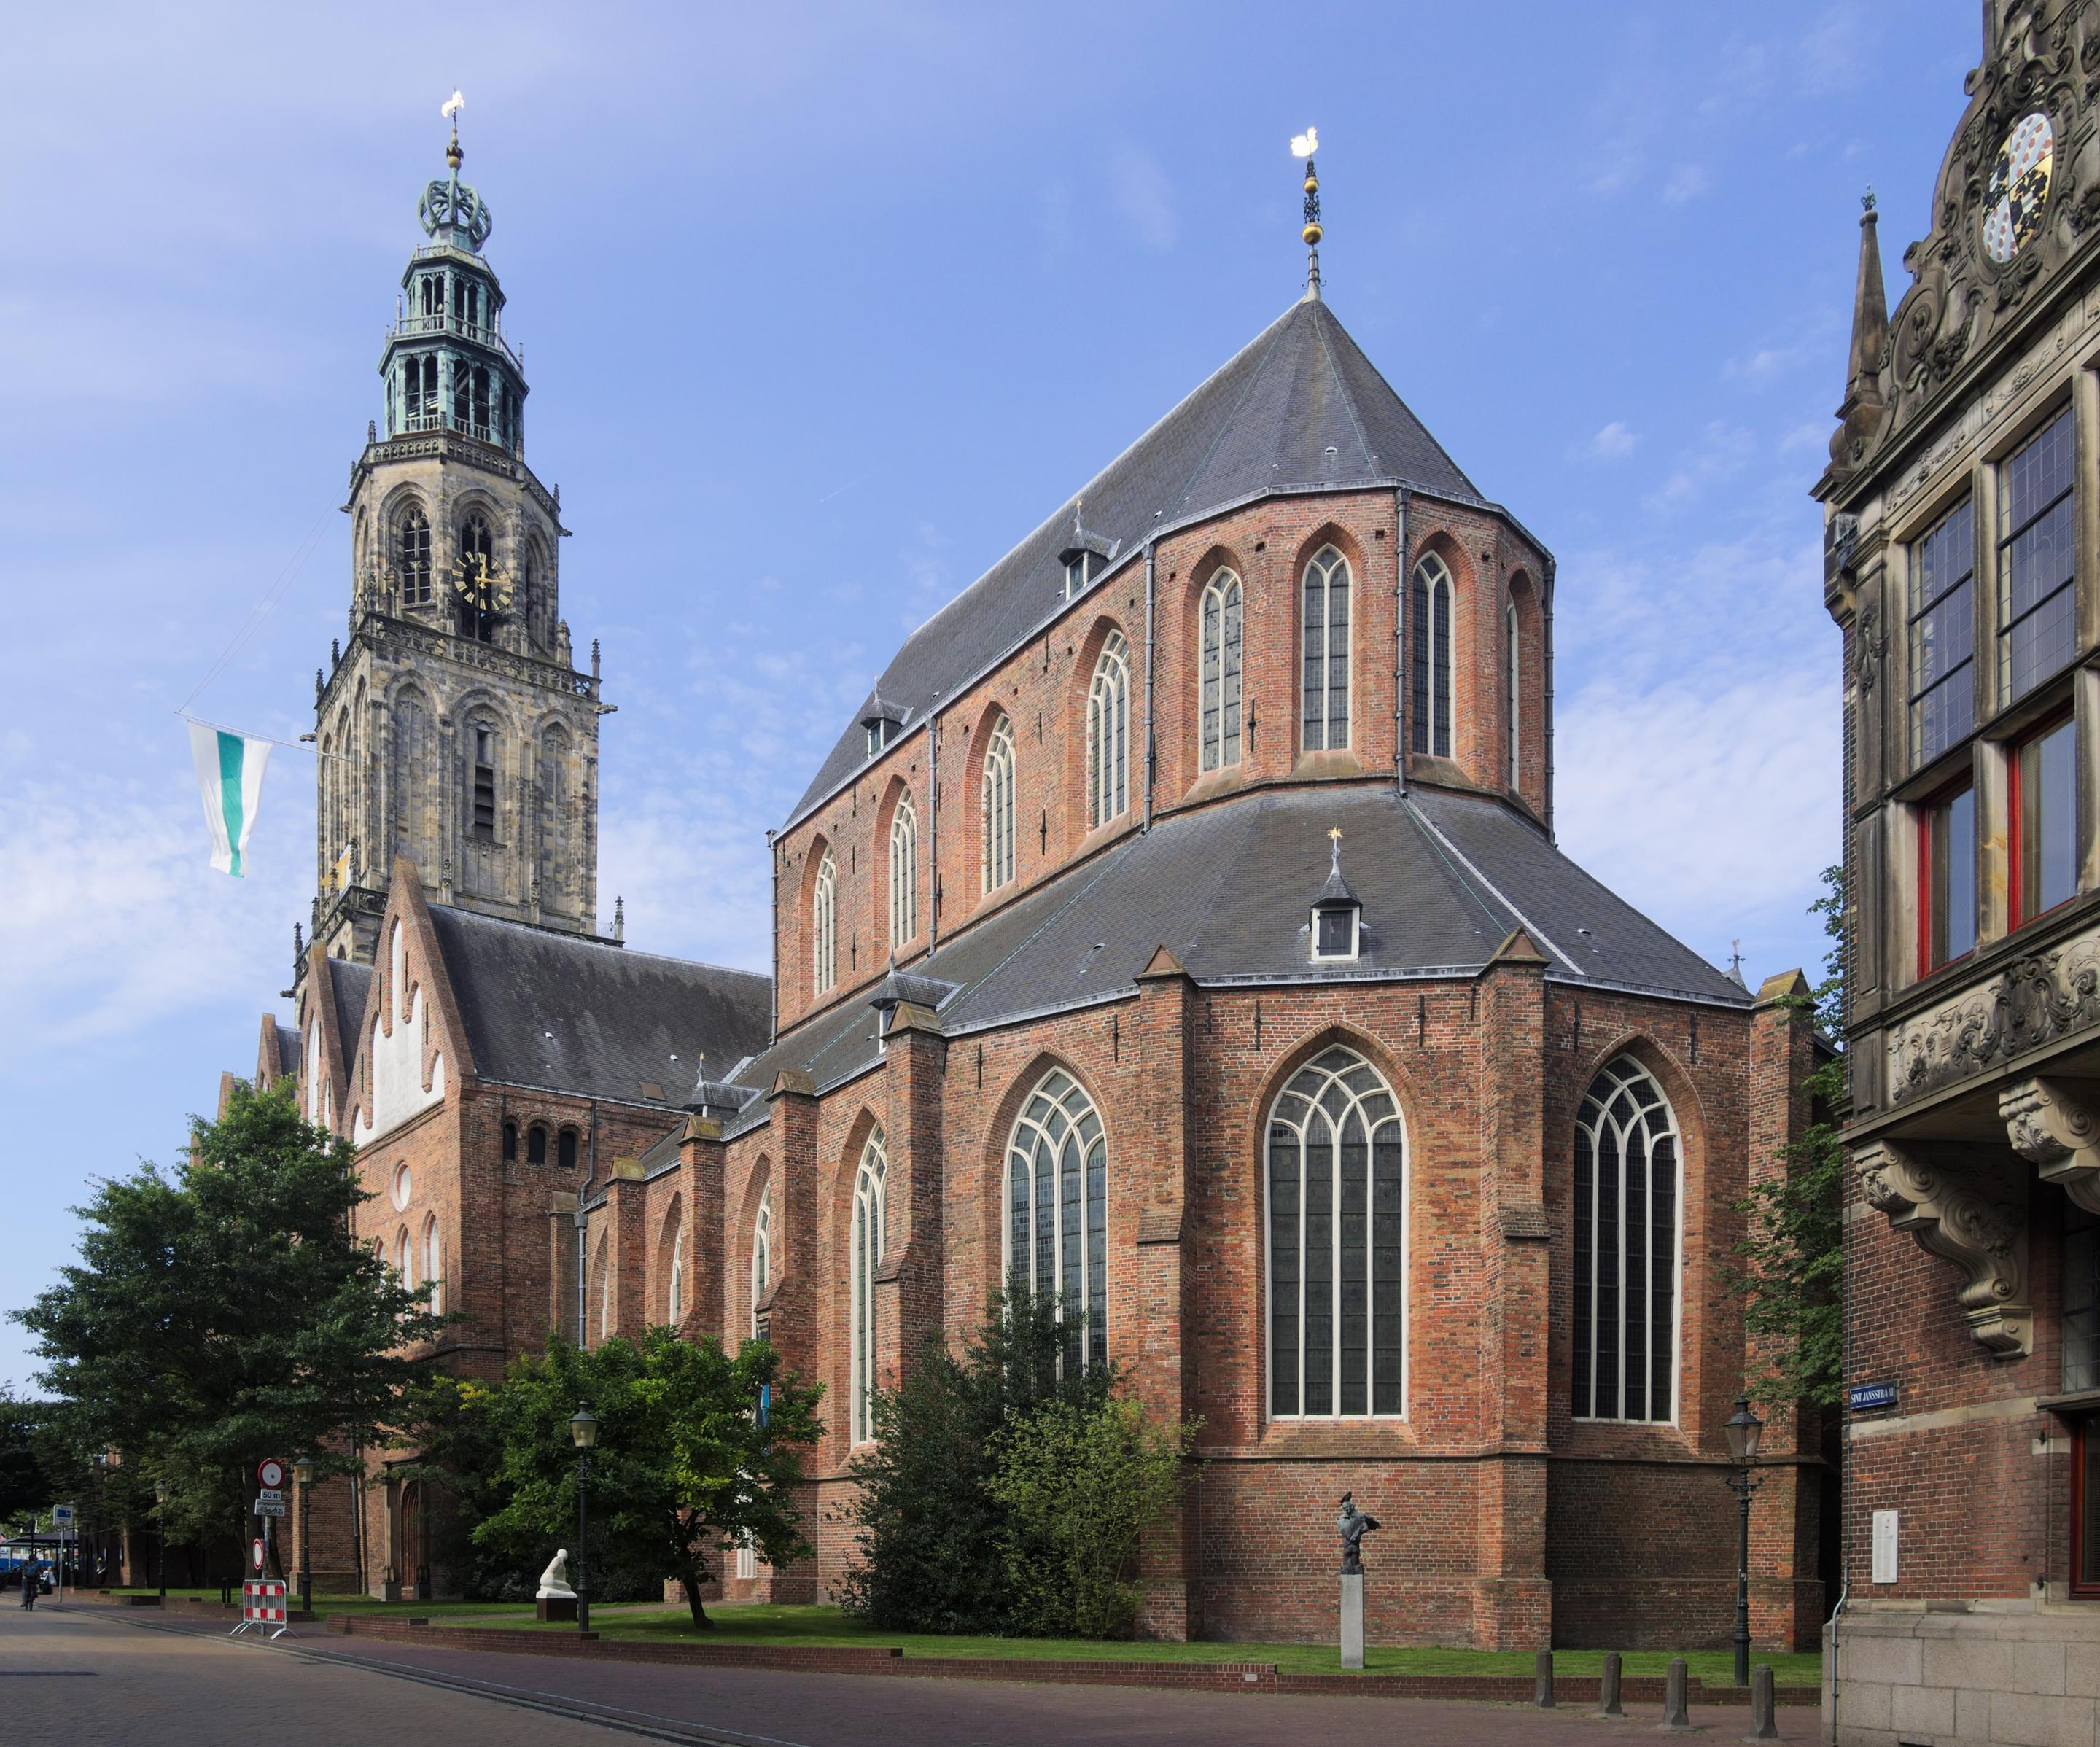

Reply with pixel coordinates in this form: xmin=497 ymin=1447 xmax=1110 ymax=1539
xmin=251 ymin=1538 xmax=265 ymax=1573
xmin=253 ymin=1497 xmax=288 ymax=1517
xmin=257 ymin=1487 xmax=285 ymax=1503
xmin=51 ymin=1504 xmax=74 ymax=1528
xmin=257 ymin=1458 xmax=288 ymax=1490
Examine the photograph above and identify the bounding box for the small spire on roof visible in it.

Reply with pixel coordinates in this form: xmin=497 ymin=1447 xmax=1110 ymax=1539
xmin=1726 ymin=938 xmax=1749 ymax=990
xmin=1291 ymin=128 xmax=1323 ymax=301
xmin=612 ymin=895 xmax=624 ymax=943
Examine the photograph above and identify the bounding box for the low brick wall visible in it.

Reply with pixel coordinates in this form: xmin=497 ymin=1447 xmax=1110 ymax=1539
xmin=322 ymin=1616 xmax=1812 ymax=1703
xmin=1833 ymin=1608 xmax=2100 ymax=1745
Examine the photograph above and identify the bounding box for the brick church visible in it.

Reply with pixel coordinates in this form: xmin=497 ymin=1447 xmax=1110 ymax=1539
xmin=234 ymin=122 xmax=1829 ymax=1651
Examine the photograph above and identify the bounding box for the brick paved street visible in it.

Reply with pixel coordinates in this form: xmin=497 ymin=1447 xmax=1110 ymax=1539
xmin=2 ymin=1605 xmax=1824 ymax=1744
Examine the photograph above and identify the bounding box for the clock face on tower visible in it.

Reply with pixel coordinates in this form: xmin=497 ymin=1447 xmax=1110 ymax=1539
xmin=1983 ymin=111 xmax=2053 ymax=263
xmin=453 ymin=550 xmax=515 ymax=615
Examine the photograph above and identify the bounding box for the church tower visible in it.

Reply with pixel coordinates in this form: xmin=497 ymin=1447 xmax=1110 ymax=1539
xmin=311 ymin=115 xmax=604 ymax=964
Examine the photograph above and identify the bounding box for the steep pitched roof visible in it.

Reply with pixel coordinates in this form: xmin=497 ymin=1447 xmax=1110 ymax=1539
xmin=725 ymin=785 xmax=1744 ymax=1134
xmin=421 ymin=904 xmax=772 ymax=1108
xmin=788 ymin=297 xmax=1485 ymax=827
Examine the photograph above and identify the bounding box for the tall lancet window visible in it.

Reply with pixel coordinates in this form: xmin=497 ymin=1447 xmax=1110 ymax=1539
xmin=1003 ymin=1070 xmax=1108 ymax=1374
xmin=423 ymin=1214 xmax=442 ymax=1317
xmin=395 ymin=506 xmax=432 ymax=604
xmin=1266 ymin=1046 xmax=1407 ymax=1417
xmin=1506 ymin=601 xmax=1521 ymax=789
xmin=751 ymin=1188 xmax=771 ymax=1338
xmin=982 ymin=715 xmax=1016 ymax=892
xmin=850 ymin=1129 xmax=887 ymax=1444
xmin=1086 ymin=631 xmax=1131 ymax=828
xmin=1412 ymin=554 xmax=1453 ymax=758
xmin=812 ymin=851 xmax=838 ymax=995
xmin=1301 ymin=548 xmax=1351 ymax=751
xmin=1571 ymin=1056 xmax=1682 ymax=1424
xmin=1200 ymin=569 xmax=1245 ymax=771
xmin=887 ymin=795 xmax=917 ymax=947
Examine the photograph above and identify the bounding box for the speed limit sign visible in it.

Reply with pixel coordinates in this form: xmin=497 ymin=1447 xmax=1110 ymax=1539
xmin=251 ymin=1538 xmax=265 ymax=1574
xmin=257 ymin=1458 xmax=287 ymax=1490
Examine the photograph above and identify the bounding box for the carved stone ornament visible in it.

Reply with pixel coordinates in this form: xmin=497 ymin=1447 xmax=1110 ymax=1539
xmin=1854 ymin=1138 xmax=2031 ymax=1357
xmin=1886 ymin=919 xmax=2100 ymax=1102
xmin=2002 ymin=1075 xmax=2100 ymax=1210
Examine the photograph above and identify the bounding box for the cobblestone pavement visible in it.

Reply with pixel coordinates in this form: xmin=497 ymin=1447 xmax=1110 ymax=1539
xmin=4 ymin=1604 xmax=1824 ymax=1745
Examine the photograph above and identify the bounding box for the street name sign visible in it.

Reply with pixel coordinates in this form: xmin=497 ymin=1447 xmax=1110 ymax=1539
xmin=254 ymin=1497 xmax=288 ymax=1517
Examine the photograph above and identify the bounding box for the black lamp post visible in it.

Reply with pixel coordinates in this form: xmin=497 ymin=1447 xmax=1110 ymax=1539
xmin=1724 ymin=1394 xmax=1765 ymax=1687
xmin=569 ymin=1404 xmax=598 ymax=1634
xmin=295 ymin=1458 xmax=314 ymax=1616
xmin=154 ymin=1482 xmax=166 ymax=1602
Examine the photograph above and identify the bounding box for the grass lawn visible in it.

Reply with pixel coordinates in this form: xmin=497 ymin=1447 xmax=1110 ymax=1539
xmin=499 ymin=1602 xmax=1823 ymax=1687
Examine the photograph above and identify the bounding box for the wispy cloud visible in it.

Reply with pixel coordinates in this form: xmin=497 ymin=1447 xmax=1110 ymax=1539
xmin=1661 ymin=163 xmax=1711 ymax=206
xmin=1113 ymin=149 xmax=1178 ymax=252
xmin=1640 ymin=421 xmax=1757 ymax=513
xmin=1582 ymin=421 xmax=1639 ymax=461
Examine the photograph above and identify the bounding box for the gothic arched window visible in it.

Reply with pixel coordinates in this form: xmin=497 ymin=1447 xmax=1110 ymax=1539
xmin=668 ymin=1224 xmax=685 ymax=1324
xmin=423 ymin=1214 xmax=441 ymax=1318
xmin=527 ymin=1123 xmax=548 ymax=1165
xmin=467 ymin=721 xmax=497 ymax=841
xmin=1572 ymin=1056 xmax=1681 ymax=1424
xmin=501 ymin=1120 xmax=517 ymax=1162
xmin=812 ymin=851 xmax=838 ymax=995
xmin=982 ymin=715 xmax=1016 ymax=893
xmin=1086 ymin=631 xmax=1131 ymax=828
xmin=538 ymin=725 xmax=572 ymax=914
xmin=469 ymin=365 xmax=492 ymax=440
xmin=1267 ymin=1046 xmax=1407 ymax=1417
xmin=1302 ymin=547 xmax=1352 ymax=752
xmin=1412 ymin=553 xmax=1454 ymax=759
xmin=888 ymin=795 xmax=917 ymax=948
xmin=1003 ymin=1070 xmax=1108 ymax=1373
xmin=1506 ymin=601 xmax=1521 ymax=787
xmin=594 ymin=1232 xmax=612 ymax=1345
xmin=751 ymin=1188 xmax=771 ymax=1337
xmin=390 ymin=688 xmax=434 ymax=871
xmin=850 ymin=1129 xmax=887 ymax=1443
xmin=1200 ymin=569 xmax=1244 ymax=771
xmin=557 ymin=1127 xmax=578 ymax=1170
xmin=395 ymin=506 xmax=432 ymax=604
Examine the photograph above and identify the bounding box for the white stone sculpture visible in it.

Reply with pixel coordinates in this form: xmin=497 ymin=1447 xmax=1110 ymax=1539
xmin=537 ymin=1549 xmax=576 ymax=1599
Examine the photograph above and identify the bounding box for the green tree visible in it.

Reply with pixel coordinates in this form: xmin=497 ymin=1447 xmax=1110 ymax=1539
xmin=838 ymin=1288 xmax=1127 ymax=1633
xmin=985 ymin=1397 xmax=1199 ymax=1639
xmin=1722 ymin=865 xmax=1846 ymax=1409
xmin=0 ymin=1393 xmax=56 ymax=1533
xmin=467 ymin=1330 xmax=821 ymax=1627
xmin=11 ymin=1080 xmax=440 ymax=1573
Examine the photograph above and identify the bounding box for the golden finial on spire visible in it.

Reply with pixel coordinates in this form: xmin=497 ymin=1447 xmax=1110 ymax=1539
xmin=1328 ymin=826 xmax=1343 ymax=842
xmin=1291 ymin=128 xmax=1322 ymax=300
xmin=442 ymin=88 xmax=465 ymax=172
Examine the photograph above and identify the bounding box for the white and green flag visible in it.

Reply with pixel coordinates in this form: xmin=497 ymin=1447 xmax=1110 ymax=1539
xmin=186 ymin=722 xmax=271 ymax=877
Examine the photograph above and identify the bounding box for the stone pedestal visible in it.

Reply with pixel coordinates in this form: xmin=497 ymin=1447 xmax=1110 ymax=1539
xmin=535 ymin=1595 xmax=578 ymax=1622
xmin=1339 ymin=1573 xmax=1364 ymax=1670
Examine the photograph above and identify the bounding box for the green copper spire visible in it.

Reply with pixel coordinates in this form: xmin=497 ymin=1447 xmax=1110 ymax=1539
xmin=419 ymin=90 xmax=493 ymax=253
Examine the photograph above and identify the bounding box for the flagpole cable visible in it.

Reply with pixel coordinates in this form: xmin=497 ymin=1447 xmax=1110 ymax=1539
xmin=173 ymin=505 xmax=333 ymax=718
xmin=179 ymin=713 xmax=353 ymax=761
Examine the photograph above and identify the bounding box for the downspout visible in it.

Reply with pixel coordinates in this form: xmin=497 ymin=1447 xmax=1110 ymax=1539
xmin=1142 ymin=541 xmax=1156 ymax=829
xmin=928 ymin=704 xmax=941 ymax=949
xmin=1542 ymin=553 xmax=1558 ymax=843
xmin=1394 ymin=487 xmax=1412 ymax=795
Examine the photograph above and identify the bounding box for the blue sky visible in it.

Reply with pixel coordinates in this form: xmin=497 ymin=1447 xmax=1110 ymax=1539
xmin=0 ymin=2 xmax=1973 ymax=1390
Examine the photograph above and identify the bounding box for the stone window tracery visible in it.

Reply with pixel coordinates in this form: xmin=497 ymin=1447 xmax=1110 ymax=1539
xmin=423 ymin=1214 xmax=441 ymax=1318
xmin=1266 ymin=1046 xmax=1405 ymax=1417
xmin=1571 ymin=1055 xmax=1681 ymax=1424
xmin=1506 ymin=599 xmax=1521 ymax=788
xmin=1003 ymin=1070 xmax=1108 ymax=1374
xmin=982 ymin=715 xmax=1016 ymax=892
xmin=1201 ymin=569 xmax=1244 ymax=771
xmin=669 ymin=1225 xmax=685 ymax=1324
xmin=395 ymin=506 xmax=432 ymax=604
xmin=850 ymin=1129 xmax=887 ymax=1444
xmin=752 ymin=1188 xmax=771 ymax=1339
xmin=1302 ymin=547 xmax=1352 ymax=752
xmin=888 ymin=795 xmax=917 ymax=948
xmin=813 ymin=851 xmax=838 ymax=995
xmin=1412 ymin=554 xmax=1452 ymax=758
xmin=1086 ymin=631 xmax=1130 ymax=828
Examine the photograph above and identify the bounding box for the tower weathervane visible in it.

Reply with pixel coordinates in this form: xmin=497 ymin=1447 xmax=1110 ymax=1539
xmin=1291 ymin=128 xmax=1322 ymax=300
xmin=443 ymin=88 xmax=465 ymax=171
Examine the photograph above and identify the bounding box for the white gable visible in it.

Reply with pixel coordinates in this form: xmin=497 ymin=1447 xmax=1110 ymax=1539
xmin=354 ymin=920 xmax=446 ymax=1145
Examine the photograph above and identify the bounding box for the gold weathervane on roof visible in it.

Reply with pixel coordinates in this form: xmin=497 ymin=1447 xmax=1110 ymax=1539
xmin=1291 ymin=128 xmax=1323 ymax=300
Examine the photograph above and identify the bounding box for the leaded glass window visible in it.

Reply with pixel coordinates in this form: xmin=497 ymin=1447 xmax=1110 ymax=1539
xmin=1412 ymin=555 xmax=1452 ymax=758
xmin=888 ymin=795 xmax=917 ymax=947
xmin=396 ymin=506 xmax=432 ymax=604
xmin=1201 ymin=570 xmax=1244 ymax=771
xmin=1003 ymin=1070 xmax=1108 ymax=1373
xmin=812 ymin=851 xmax=837 ymax=995
xmin=1999 ymin=405 xmax=2076 ymax=704
xmin=1266 ymin=1046 xmax=1406 ymax=1417
xmin=982 ymin=715 xmax=1016 ymax=892
xmin=1506 ymin=601 xmax=1521 ymax=787
xmin=1086 ymin=632 xmax=1130 ymax=828
xmin=851 ymin=1130 xmax=887 ymax=1443
xmin=752 ymin=1188 xmax=771 ymax=1338
xmin=1910 ymin=498 xmax=1976 ymax=764
xmin=1571 ymin=1057 xmax=1681 ymax=1423
xmin=669 ymin=1226 xmax=685 ymax=1323
xmin=1302 ymin=548 xmax=1351 ymax=751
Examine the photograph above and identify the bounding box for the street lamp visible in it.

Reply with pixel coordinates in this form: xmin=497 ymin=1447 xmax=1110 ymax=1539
xmin=569 ymin=1404 xmax=599 ymax=1635
xmin=154 ymin=1481 xmax=166 ymax=1602
xmin=1724 ymin=1395 xmax=1766 ymax=1687
xmin=295 ymin=1458 xmax=314 ymax=1617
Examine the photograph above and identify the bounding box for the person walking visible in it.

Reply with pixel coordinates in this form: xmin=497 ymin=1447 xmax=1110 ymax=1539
xmin=18 ymin=1556 xmax=44 ymax=1609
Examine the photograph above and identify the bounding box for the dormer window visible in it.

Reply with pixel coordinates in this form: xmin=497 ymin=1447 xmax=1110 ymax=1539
xmin=1065 ymin=552 xmax=1094 ymax=599
xmin=866 ymin=718 xmax=895 ymax=757
xmin=862 ymin=699 xmax=905 ymax=758
xmin=1308 ymin=828 xmax=1362 ymax=963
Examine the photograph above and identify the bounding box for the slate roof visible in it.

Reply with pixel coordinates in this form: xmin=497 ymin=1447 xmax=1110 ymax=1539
xmin=273 ymin=1022 xmax=300 ymax=1077
xmin=788 ymin=297 xmax=1488 ymax=828
xmin=330 ymin=960 xmax=373 ymax=1056
xmin=422 ymin=906 xmax=772 ymax=1108
xmin=724 ymin=785 xmax=1746 ymax=1137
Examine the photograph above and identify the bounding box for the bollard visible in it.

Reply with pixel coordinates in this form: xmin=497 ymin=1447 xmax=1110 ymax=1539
xmin=1533 ymin=1648 xmax=1555 ymax=1708
xmin=1597 ymin=1649 xmax=1624 ymax=1718
xmin=1661 ymin=1655 xmax=1693 ymax=1732
xmin=1746 ymin=1663 xmax=1778 ymax=1741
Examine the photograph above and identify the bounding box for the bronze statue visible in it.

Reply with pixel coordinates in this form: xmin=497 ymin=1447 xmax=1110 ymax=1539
xmin=1337 ymin=1492 xmax=1382 ymax=1575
